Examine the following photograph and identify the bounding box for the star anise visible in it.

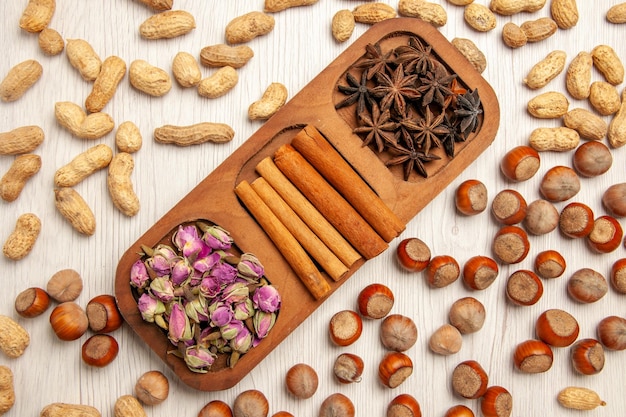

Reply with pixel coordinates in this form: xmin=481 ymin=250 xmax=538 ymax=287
xmin=402 ymin=106 xmax=447 ymax=155
xmin=353 ymin=42 xmax=396 ymax=80
xmin=353 ymin=102 xmax=398 ymax=153
xmin=454 ymin=88 xmax=483 ymax=138
xmin=371 ymin=64 xmax=420 ymax=115
xmin=417 ymin=64 xmax=457 ymax=107
xmin=335 ymin=70 xmax=375 ymax=115
xmin=439 ymin=113 xmax=466 ymax=158
xmin=386 ymin=142 xmax=441 ymax=180
xmin=394 ymin=36 xmax=435 ymax=75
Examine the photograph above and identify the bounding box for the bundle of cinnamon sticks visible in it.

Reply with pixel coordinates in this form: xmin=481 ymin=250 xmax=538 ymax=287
xmin=235 ymin=125 xmax=405 ymax=300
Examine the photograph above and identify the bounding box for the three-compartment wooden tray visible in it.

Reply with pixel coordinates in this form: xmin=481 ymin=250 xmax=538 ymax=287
xmin=114 ymin=18 xmax=500 ymax=391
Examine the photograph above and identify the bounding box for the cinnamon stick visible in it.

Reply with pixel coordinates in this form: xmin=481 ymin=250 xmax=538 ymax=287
xmin=251 ymin=177 xmax=349 ymax=281
xmin=291 ymin=125 xmax=405 ymax=242
xmin=255 ymin=157 xmax=361 ymax=268
xmin=273 ymin=144 xmax=388 ymax=259
xmin=234 ymin=180 xmax=331 ymax=300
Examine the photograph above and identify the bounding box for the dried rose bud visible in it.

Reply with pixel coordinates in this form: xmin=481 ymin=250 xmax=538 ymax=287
xmin=168 ymin=302 xmax=193 ymax=344
xmin=130 ymin=260 xmax=150 ymax=289
xmin=184 ymin=345 xmax=216 ymax=373
xmin=253 ymin=285 xmax=281 ymax=313
xmin=137 ymin=293 xmax=165 ymax=323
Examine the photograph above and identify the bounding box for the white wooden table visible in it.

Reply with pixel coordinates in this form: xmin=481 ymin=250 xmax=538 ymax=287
xmin=1 ymin=1 xmax=625 ymax=416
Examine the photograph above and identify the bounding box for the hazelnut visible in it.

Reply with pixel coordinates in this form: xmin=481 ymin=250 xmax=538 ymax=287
xmin=49 ymin=301 xmax=89 ymax=341
xmin=198 ymin=400 xmax=233 ymax=417
xmin=387 ymin=394 xmax=421 ymax=417
xmin=14 ymin=287 xmax=50 ymax=318
xmin=46 ymin=268 xmax=83 ymax=302
xmin=462 ymin=255 xmax=499 ymax=290
xmin=81 ymin=334 xmax=119 ymax=367
xmin=357 ymin=283 xmax=394 ymax=319
xmin=86 ymin=294 xmax=123 ymax=333
xmin=233 ymin=390 xmax=269 ymax=417
xmin=491 ymin=189 xmax=527 ymax=225
xmin=610 ymin=258 xmax=626 ymax=294
xmin=429 ymin=324 xmax=462 ymax=355
xmin=534 ymin=250 xmax=566 ymax=279
xmin=285 ymin=363 xmax=318 ymax=398
xmin=559 ymin=202 xmax=594 ymax=238
xmin=380 ymin=314 xmax=418 ymax=352
xmin=587 ymin=215 xmax=623 ymax=253
xmin=451 ymin=360 xmax=488 ymax=399
xmin=396 ymin=238 xmax=431 ymax=272
xmin=500 ymin=146 xmax=540 ymax=182
xmin=333 ymin=353 xmax=364 ymax=384
xmin=513 ymin=339 xmax=553 ymax=373
xmin=523 ymin=199 xmax=559 ymax=235
xmin=506 ymin=270 xmax=543 ymax=306
xmin=135 ymin=370 xmax=169 ymax=406
xmin=378 ymin=351 xmax=413 ymax=388
xmin=536 ymin=309 xmax=579 ymax=347
xmin=567 ymin=268 xmax=608 ymax=303
xmin=444 ymin=405 xmax=475 ymax=417
xmin=596 ymin=316 xmax=626 ymax=350
xmin=455 ymin=179 xmax=488 ymax=215
xmin=573 ymin=141 xmax=612 ymax=177
xmin=319 ymin=393 xmax=355 ymax=417
xmin=449 ymin=297 xmax=486 ymax=334
xmin=480 ymin=386 xmax=513 ymax=417
xmin=570 ymin=338 xmax=605 ymax=375
xmin=329 ymin=310 xmax=362 ymax=346
xmin=425 ymin=255 xmax=460 ymax=288
xmin=539 ymin=166 xmax=580 ymax=202
xmin=602 ymin=183 xmax=626 ymax=217
xmin=492 ymin=226 xmax=530 ymax=264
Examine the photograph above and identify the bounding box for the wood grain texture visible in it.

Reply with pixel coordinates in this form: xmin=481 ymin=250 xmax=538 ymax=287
xmin=0 ymin=1 xmax=625 ymax=416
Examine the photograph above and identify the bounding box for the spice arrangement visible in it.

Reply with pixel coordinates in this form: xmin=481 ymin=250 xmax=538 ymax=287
xmin=130 ymin=221 xmax=281 ymax=373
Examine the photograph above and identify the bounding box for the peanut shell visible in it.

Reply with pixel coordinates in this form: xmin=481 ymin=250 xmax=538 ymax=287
xmin=54 ymin=187 xmax=96 ymax=236
xmin=563 ymin=108 xmax=608 ymax=140
xmin=248 ymin=83 xmax=288 ymax=120
xmin=529 ymin=127 xmax=580 ymax=152
xmin=527 ymin=91 xmax=569 ymax=119
xmin=331 ymin=9 xmax=355 ymax=43
xmin=65 ymin=39 xmax=102 ymax=81
xmin=3 ymin=213 xmax=41 ymax=261
xmin=451 ymin=38 xmax=487 ymax=74
xmin=608 ymin=88 xmax=626 ymax=148
xmin=0 ymin=316 xmax=29 ymax=358
xmin=114 ymin=395 xmax=147 ymax=417
xmin=502 ymin=22 xmax=527 ymax=48
xmin=489 ymin=0 xmax=546 ymax=15
xmin=115 ymin=121 xmax=142 ymax=153
xmin=264 ymin=0 xmax=318 ymax=12
xmin=589 ymin=81 xmax=621 ymax=116
xmin=399 ymin=0 xmax=447 ymax=27
xmin=352 ymin=3 xmax=396 ymax=24
xmin=607 ymin=3 xmax=626 ymax=23
xmin=557 ymin=387 xmax=606 ymax=410
xmin=550 ymin=0 xmax=578 ymax=29
xmin=520 ymin=17 xmax=558 ymax=42
xmin=199 ymin=44 xmax=254 ymax=69
xmin=524 ymin=50 xmax=566 ymax=89
xmin=38 ymin=28 xmax=64 ymax=56
xmin=225 ymin=12 xmax=275 ymax=44
xmin=54 ymin=144 xmax=113 ymax=188
xmin=0 ymin=126 xmax=44 ymax=155
xmin=85 ymin=55 xmax=126 ymax=113
xmin=129 ymin=60 xmax=172 ymax=97
xmin=139 ymin=10 xmax=196 ymax=39
xmin=108 ymin=152 xmax=140 ymax=217
xmin=0 ymin=366 xmax=15 ymax=415
xmin=566 ymin=51 xmax=593 ymax=100
xmin=0 ymin=60 xmax=43 ymax=102
xmin=591 ymin=45 xmax=624 ymax=85
xmin=154 ymin=123 xmax=235 ymax=146
xmin=197 ymin=66 xmax=238 ymax=99
xmin=464 ymin=3 xmax=496 ymax=32
xmin=19 ymin=0 xmax=55 ymax=33
xmin=0 ymin=154 xmax=42 ymax=202
xmin=40 ymin=403 xmax=102 ymax=417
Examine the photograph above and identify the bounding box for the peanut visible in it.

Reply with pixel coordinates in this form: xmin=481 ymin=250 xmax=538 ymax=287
xmin=199 ymin=44 xmax=254 ymax=69
xmin=0 ymin=366 xmax=15 ymax=415
xmin=0 ymin=315 xmax=29 ymax=357
xmin=557 ymin=387 xmax=606 ymax=410
xmin=19 ymin=0 xmax=55 ymax=33
xmin=54 ymin=187 xmax=96 ymax=236
xmin=608 ymin=88 xmax=626 ymax=148
xmin=248 ymin=82 xmax=288 ymax=120
xmin=352 ymin=3 xmax=396 ymax=24
xmin=197 ymin=66 xmax=238 ymax=99
xmin=108 ymin=153 xmax=140 ymax=217
xmin=529 ymin=127 xmax=580 ymax=152
xmin=139 ymin=10 xmax=196 ymax=39
xmin=331 ymin=10 xmax=355 ymax=43
xmin=65 ymin=39 xmax=102 ymax=81
xmin=171 ymin=52 xmax=201 ymax=88
xmin=527 ymin=91 xmax=569 ymax=118
xmin=115 ymin=121 xmax=142 ymax=153
xmin=566 ymin=51 xmax=593 ymax=100
xmin=589 ymin=81 xmax=621 ymax=116
xmin=563 ymin=108 xmax=608 ymax=141
xmin=225 ymin=12 xmax=275 ymax=44
xmin=451 ymin=38 xmax=487 ymax=74
xmin=524 ymin=50 xmax=566 ymax=89
xmin=502 ymin=22 xmax=527 ymax=48
xmin=551 ymin=0 xmax=578 ymax=29
xmin=264 ymin=0 xmax=319 ymax=12
xmin=38 ymin=28 xmax=64 ymax=56
xmin=520 ymin=17 xmax=558 ymax=42
xmin=154 ymin=123 xmax=235 ymax=146
xmin=464 ymin=3 xmax=496 ymax=32
xmin=0 ymin=59 xmax=43 ymax=102
xmin=40 ymin=403 xmax=101 ymax=417
xmin=591 ymin=45 xmax=624 ymax=85
xmin=399 ymin=0 xmax=448 ymax=27
xmin=0 ymin=154 xmax=42 ymax=202
xmin=607 ymin=3 xmax=626 ymax=23
xmin=136 ymin=0 xmax=172 ymax=11
xmin=85 ymin=55 xmax=126 ymax=113
xmin=114 ymin=395 xmax=147 ymax=417
xmin=489 ymin=0 xmax=546 ymax=15
xmin=54 ymin=144 xmax=113 ymax=187
xmin=449 ymin=0 xmax=475 ymax=4
xmin=0 ymin=126 xmax=44 ymax=155
xmin=3 ymin=213 xmax=41 ymax=261
xmin=54 ymin=102 xmax=115 ymax=140
xmin=129 ymin=60 xmax=171 ymax=97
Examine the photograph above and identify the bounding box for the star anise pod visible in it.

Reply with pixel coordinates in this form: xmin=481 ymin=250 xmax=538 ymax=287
xmin=371 ymin=64 xmax=420 ymax=115
xmin=353 ymin=42 xmax=396 ymax=80
xmin=386 ymin=142 xmax=441 ymax=180
xmin=402 ymin=106 xmax=447 ymax=155
xmin=439 ymin=113 xmax=466 ymax=158
xmin=417 ymin=64 xmax=457 ymax=107
xmin=335 ymin=70 xmax=375 ymax=115
xmin=353 ymin=102 xmax=398 ymax=153
xmin=454 ymin=88 xmax=483 ymax=138
xmin=394 ymin=36 xmax=435 ymax=75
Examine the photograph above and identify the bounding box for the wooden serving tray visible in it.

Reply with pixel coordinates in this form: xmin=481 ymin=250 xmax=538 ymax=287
xmin=115 ymin=18 xmax=500 ymax=391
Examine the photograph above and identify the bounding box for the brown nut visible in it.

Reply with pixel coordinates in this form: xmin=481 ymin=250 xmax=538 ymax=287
xmin=463 ymin=255 xmax=499 ymax=290
xmin=14 ymin=287 xmax=50 ymax=318
xmin=523 ymin=199 xmax=559 ymax=235
xmin=451 ymin=360 xmax=488 ymax=399
xmin=506 ymin=270 xmax=543 ymax=306
xmin=567 ymin=268 xmax=608 ymax=303
xmin=587 ymin=215 xmax=623 ymax=253
xmin=86 ymin=294 xmax=123 ymax=333
xmin=536 ymin=309 xmax=579 ymax=347
xmin=573 ymin=141 xmax=612 ymax=177
xmin=49 ymin=302 xmax=88 ymax=341
xmin=329 ymin=310 xmax=362 ymax=346
xmin=596 ymin=316 xmax=626 ymax=350
xmin=387 ymin=394 xmax=421 ymax=417
xmin=559 ymin=202 xmax=594 ymax=238
xmin=135 ymin=370 xmax=169 ymax=405
xmin=425 ymin=255 xmax=460 ymax=288
xmin=602 ymin=183 xmax=626 ymax=217
xmin=333 ymin=353 xmax=364 ymax=384
xmin=563 ymin=108 xmax=608 ymax=140
xmin=610 ymin=258 xmax=626 ymax=294
xmin=449 ymin=297 xmax=486 ymax=334
xmin=481 ymin=386 xmax=513 ymax=417
xmin=429 ymin=323 xmax=462 ymax=355
xmin=357 ymin=283 xmax=394 ymax=319
xmin=81 ymin=334 xmax=119 ymax=367
xmin=491 ymin=189 xmax=527 ymax=225
xmin=380 ymin=314 xmax=418 ymax=352
xmin=378 ymin=351 xmax=413 ymax=388
xmin=514 ymin=339 xmax=554 ymax=373
xmin=500 ymin=146 xmax=540 ymax=181
xmin=492 ymin=225 xmax=530 ymax=264
xmin=455 ymin=179 xmax=488 ymax=215
xmin=285 ymin=363 xmax=318 ymax=398
xmin=539 ymin=166 xmax=580 ymax=202
xmin=570 ymin=338 xmax=604 ymax=375
xmin=396 ymin=238 xmax=431 ymax=272
xmin=534 ymin=250 xmax=566 ymax=279
xmin=47 ymin=269 xmax=83 ymax=302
